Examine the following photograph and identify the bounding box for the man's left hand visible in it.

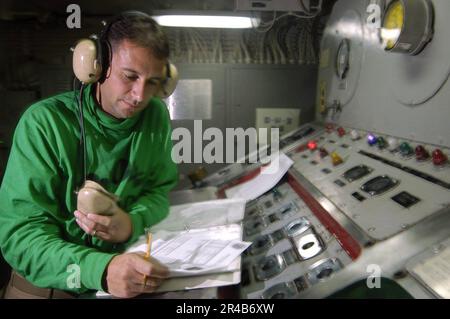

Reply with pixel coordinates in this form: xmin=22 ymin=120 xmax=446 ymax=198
xmin=74 ymin=208 xmax=132 ymax=243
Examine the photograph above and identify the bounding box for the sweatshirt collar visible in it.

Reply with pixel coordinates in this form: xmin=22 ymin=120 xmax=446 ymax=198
xmin=83 ymin=84 xmax=141 ymax=137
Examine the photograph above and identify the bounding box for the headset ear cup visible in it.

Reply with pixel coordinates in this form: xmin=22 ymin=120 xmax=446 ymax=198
xmin=72 ymin=39 xmax=102 ymax=83
xmin=156 ymin=63 xmax=179 ymax=98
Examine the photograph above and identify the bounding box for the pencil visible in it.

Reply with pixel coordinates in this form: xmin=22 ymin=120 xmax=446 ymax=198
xmin=143 ymin=232 xmax=152 ymax=288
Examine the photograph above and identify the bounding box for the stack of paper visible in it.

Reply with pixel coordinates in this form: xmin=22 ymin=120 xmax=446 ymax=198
xmin=97 ymin=198 xmax=250 ymax=296
xmin=128 ymin=226 xmax=251 ymax=277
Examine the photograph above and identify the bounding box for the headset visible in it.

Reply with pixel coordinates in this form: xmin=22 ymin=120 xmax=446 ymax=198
xmin=72 ymin=11 xmax=178 ymax=98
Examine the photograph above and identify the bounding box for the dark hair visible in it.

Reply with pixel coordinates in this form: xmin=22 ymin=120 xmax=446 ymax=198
xmin=107 ymin=12 xmax=170 ymax=60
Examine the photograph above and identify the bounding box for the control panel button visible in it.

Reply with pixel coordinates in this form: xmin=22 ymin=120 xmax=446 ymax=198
xmin=377 ymin=136 xmax=387 ymax=150
xmin=306 ymin=258 xmax=342 ymax=285
xmin=415 ymin=145 xmax=430 ymax=161
xmin=334 ymin=179 xmax=346 ymax=187
xmin=391 ymin=191 xmax=420 ymax=208
xmin=343 ymin=165 xmax=373 ymax=182
xmin=319 ymin=147 xmax=329 ymax=158
xmin=387 ymin=137 xmax=399 ymax=152
xmin=254 ymin=254 xmax=286 ymax=281
xmin=399 ymin=142 xmax=414 ymax=157
xmin=285 ymin=217 xmax=311 ymax=237
xmin=361 ymin=175 xmax=399 ymax=196
xmin=367 ymin=133 xmax=378 ymax=146
xmin=432 ymin=149 xmax=448 ymax=166
xmin=351 ymin=191 xmax=366 ymax=201
xmin=350 ymin=130 xmax=361 ymax=141
xmin=249 ymin=234 xmax=273 ymax=255
xmin=331 ymin=152 xmax=344 ymax=166
xmin=295 ymin=234 xmax=323 ymax=260
xmin=261 ymin=282 xmax=298 ymax=299
xmin=307 ymin=140 xmax=318 ymax=151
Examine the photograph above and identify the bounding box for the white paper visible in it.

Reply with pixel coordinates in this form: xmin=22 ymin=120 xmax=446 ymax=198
xmin=127 ymin=229 xmax=251 ymax=277
xmin=225 ymin=152 xmax=293 ymax=201
xmin=150 ymin=198 xmax=246 ymax=232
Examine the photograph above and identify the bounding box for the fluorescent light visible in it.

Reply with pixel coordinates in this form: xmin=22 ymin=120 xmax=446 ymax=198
xmin=153 ymin=12 xmax=260 ymax=29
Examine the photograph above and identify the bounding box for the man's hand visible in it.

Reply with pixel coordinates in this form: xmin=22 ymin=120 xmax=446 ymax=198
xmin=105 ymin=253 xmax=169 ymax=298
xmin=74 ymin=207 xmax=132 ymax=243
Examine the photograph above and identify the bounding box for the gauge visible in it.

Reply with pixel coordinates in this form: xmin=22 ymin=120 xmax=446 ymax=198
xmin=336 ymin=38 xmax=350 ymax=79
xmin=381 ymin=0 xmax=433 ymax=55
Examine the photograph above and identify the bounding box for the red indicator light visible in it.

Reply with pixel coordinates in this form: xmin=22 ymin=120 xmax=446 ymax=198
xmin=307 ymin=140 xmax=318 ymax=151
xmin=432 ymin=149 xmax=448 ymax=166
xmin=337 ymin=127 xmax=346 ymax=137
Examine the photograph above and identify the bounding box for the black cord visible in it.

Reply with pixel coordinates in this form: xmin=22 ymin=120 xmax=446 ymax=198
xmin=73 ymin=80 xmax=92 ymax=247
xmin=77 ymin=84 xmax=87 ymax=184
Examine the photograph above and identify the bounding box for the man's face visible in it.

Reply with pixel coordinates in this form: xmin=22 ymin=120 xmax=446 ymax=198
xmin=99 ymin=39 xmax=166 ymax=119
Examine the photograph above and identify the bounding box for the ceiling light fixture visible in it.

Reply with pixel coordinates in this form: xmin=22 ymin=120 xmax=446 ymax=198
xmin=152 ymin=11 xmax=260 ymax=29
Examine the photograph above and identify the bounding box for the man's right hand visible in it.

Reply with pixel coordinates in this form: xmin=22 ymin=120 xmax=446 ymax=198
xmin=105 ymin=253 xmax=169 ymax=298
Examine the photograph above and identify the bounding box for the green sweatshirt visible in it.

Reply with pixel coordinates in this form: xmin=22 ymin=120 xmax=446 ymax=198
xmin=0 ymin=84 xmax=178 ymax=294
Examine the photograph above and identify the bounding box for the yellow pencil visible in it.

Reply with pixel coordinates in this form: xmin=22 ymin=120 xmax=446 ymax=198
xmin=143 ymin=232 xmax=152 ymax=288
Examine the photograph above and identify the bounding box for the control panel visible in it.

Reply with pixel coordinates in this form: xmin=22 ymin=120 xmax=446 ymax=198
xmin=289 ymin=125 xmax=450 ymax=240
xmin=199 ymin=122 xmax=450 ymax=299
xmin=239 ymin=181 xmax=354 ymax=298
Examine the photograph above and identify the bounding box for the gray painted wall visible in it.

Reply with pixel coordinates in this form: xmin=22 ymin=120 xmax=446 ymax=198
xmin=317 ymin=0 xmax=450 ymax=148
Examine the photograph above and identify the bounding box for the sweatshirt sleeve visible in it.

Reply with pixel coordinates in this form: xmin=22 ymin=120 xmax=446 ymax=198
xmin=0 ymin=108 xmax=116 ymax=294
xmin=124 ymin=102 xmax=179 ymax=246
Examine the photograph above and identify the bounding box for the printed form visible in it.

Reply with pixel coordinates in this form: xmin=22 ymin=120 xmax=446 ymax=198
xmin=129 ymin=229 xmax=251 ymax=277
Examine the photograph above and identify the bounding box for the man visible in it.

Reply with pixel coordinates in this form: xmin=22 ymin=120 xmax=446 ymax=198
xmin=0 ymin=13 xmax=178 ymax=298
